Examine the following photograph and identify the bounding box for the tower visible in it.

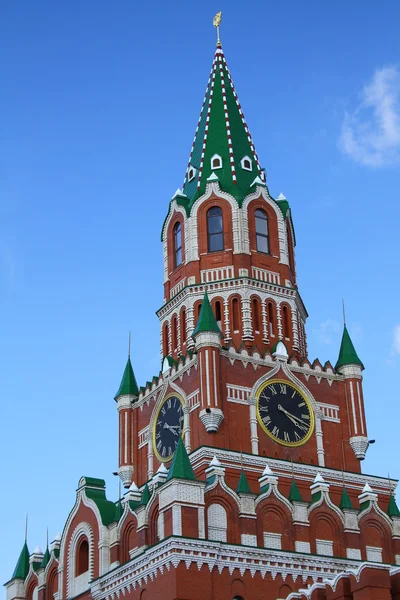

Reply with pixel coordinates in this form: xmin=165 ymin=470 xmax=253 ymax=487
xmin=5 ymin=17 xmax=400 ymax=600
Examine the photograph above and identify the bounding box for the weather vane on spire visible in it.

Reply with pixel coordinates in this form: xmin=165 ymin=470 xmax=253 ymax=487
xmin=213 ymin=11 xmax=222 ymax=48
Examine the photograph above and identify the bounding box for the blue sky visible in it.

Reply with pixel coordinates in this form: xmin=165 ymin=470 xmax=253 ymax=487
xmin=1 ymin=0 xmax=400 ymax=587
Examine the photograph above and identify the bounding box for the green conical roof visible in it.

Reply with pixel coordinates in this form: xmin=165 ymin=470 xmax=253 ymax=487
xmin=289 ymin=479 xmax=303 ymax=502
xmin=335 ymin=326 xmax=364 ymax=371
xmin=339 ymin=487 xmax=354 ymax=510
xmin=191 ymin=292 xmax=222 ymax=338
xmin=387 ymin=495 xmax=400 ymax=517
xmin=182 ymin=45 xmax=264 ymax=204
xmin=140 ymin=483 xmax=151 ymax=506
xmin=115 ymin=356 xmax=139 ymax=399
xmin=40 ymin=547 xmax=50 ymax=569
xmin=11 ymin=542 xmax=30 ymax=580
xmin=114 ymin=500 xmax=124 ymax=521
xmin=166 ymin=437 xmax=196 ymax=482
xmin=236 ymin=470 xmax=251 ymax=494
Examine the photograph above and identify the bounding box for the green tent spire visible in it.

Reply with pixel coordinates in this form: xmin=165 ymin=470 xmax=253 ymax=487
xmin=191 ymin=291 xmax=222 ymax=338
xmin=335 ymin=325 xmax=364 ymax=371
xmin=339 ymin=487 xmax=354 ymax=510
xmin=236 ymin=470 xmax=251 ymax=494
xmin=11 ymin=542 xmax=30 ymax=580
xmin=387 ymin=495 xmax=400 ymax=517
xmin=40 ymin=546 xmax=51 ymax=569
xmin=115 ymin=356 xmax=139 ymax=399
xmin=140 ymin=483 xmax=151 ymax=506
xmin=288 ymin=479 xmax=303 ymax=502
xmin=166 ymin=437 xmax=196 ymax=482
xmin=182 ymin=45 xmax=264 ymax=204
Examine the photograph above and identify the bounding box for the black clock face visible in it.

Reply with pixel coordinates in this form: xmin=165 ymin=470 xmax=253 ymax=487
xmin=256 ymin=379 xmax=314 ymax=446
xmin=154 ymin=395 xmax=184 ymax=461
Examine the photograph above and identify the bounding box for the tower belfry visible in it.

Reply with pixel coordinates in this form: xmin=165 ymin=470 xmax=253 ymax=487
xmin=5 ymin=16 xmax=400 ymax=600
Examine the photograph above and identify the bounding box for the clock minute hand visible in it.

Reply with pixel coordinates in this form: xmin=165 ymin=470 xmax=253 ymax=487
xmin=163 ymin=423 xmax=179 ymax=435
xmin=277 ymin=405 xmax=309 ymax=429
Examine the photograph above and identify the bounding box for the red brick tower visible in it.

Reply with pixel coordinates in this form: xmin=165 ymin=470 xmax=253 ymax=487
xmin=5 ymin=17 xmax=400 ymax=600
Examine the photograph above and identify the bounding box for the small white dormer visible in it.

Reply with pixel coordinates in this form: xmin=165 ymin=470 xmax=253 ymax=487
xmin=187 ymin=166 xmax=197 ymax=181
xmin=241 ymin=155 xmax=252 ymax=171
xmin=211 ymin=154 xmax=223 ymax=169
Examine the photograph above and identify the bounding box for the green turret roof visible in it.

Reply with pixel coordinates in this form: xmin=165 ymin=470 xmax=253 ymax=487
xmin=11 ymin=542 xmax=30 ymax=580
xmin=166 ymin=437 xmax=196 ymax=482
xmin=191 ymin=292 xmax=222 ymax=338
xmin=335 ymin=325 xmax=364 ymax=371
xmin=40 ymin=547 xmax=51 ymax=569
xmin=236 ymin=470 xmax=251 ymax=494
xmin=182 ymin=45 xmax=264 ymax=204
xmin=140 ymin=484 xmax=151 ymax=506
xmin=114 ymin=500 xmax=124 ymax=521
xmin=289 ymin=479 xmax=303 ymax=502
xmin=387 ymin=495 xmax=400 ymax=517
xmin=339 ymin=487 xmax=354 ymax=510
xmin=115 ymin=356 xmax=139 ymax=399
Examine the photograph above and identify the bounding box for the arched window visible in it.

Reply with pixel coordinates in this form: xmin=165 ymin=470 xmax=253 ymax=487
xmin=172 ymin=315 xmax=178 ymax=352
xmin=282 ymin=306 xmax=290 ymax=340
xmin=214 ymin=300 xmax=222 ymax=330
xmin=207 ymin=207 xmax=224 ymax=252
xmin=232 ymin=298 xmax=240 ymax=332
xmin=268 ymin=302 xmax=275 ymax=337
xmin=207 ymin=504 xmax=227 ymax=542
xmin=211 ymin=154 xmax=222 ymax=169
xmin=181 ymin=309 xmax=186 ymax=347
xmin=173 ymin=222 xmax=182 ymax=267
xmin=255 ymin=209 xmax=269 ymax=253
xmin=252 ymin=298 xmax=260 ymax=333
xmin=241 ymin=155 xmax=252 ymax=171
xmin=163 ymin=322 xmax=169 ymax=357
xmin=76 ymin=538 xmax=89 ymax=576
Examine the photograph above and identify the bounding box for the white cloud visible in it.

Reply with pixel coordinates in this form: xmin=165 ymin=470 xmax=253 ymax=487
xmin=393 ymin=325 xmax=400 ymax=355
xmin=313 ymin=319 xmax=341 ymax=345
xmin=340 ymin=66 xmax=400 ymax=167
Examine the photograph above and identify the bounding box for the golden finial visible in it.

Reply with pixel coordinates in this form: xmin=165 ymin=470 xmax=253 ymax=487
xmin=213 ymin=11 xmax=222 ymax=47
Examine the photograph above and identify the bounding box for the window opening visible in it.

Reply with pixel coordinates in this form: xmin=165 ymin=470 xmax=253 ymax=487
xmin=232 ymin=298 xmax=240 ymax=332
xmin=252 ymin=298 xmax=260 ymax=333
xmin=188 ymin=166 xmax=196 ymax=181
xmin=172 ymin=316 xmax=178 ymax=352
xmin=241 ymin=155 xmax=252 ymax=171
xmin=76 ymin=539 xmax=89 ymax=576
xmin=163 ymin=323 xmax=169 ymax=356
xmin=255 ymin=209 xmax=269 ymax=254
xmin=181 ymin=309 xmax=186 ymax=346
xmin=211 ymin=154 xmax=222 ymax=169
xmin=215 ymin=300 xmax=222 ymax=330
xmin=282 ymin=306 xmax=290 ymax=340
xmin=207 ymin=207 xmax=224 ymax=252
xmin=174 ymin=222 xmax=182 ymax=267
xmin=268 ymin=302 xmax=274 ymax=336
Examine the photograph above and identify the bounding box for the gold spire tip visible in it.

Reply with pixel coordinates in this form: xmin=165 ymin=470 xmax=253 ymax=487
xmin=213 ymin=11 xmax=222 ymax=47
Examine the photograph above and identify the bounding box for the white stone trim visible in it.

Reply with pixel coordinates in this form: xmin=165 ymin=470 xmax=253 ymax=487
xmin=66 ymin=522 xmax=94 ymax=599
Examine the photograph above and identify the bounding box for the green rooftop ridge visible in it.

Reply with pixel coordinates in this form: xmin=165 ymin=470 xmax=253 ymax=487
xmin=140 ymin=484 xmax=151 ymax=506
xmin=387 ymin=495 xmax=400 ymax=517
xmin=335 ymin=325 xmax=364 ymax=371
xmin=339 ymin=487 xmax=354 ymax=510
xmin=40 ymin=547 xmax=51 ymax=569
xmin=81 ymin=479 xmax=119 ymax=526
xmin=11 ymin=542 xmax=30 ymax=580
xmin=166 ymin=437 xmax=196 ymax=482
xmin=289 ymin=479 xmax=303 ymax=502
xmin=191 ymin=291 xmax=222 ymax=338
xmin=114 ymin=499 xmax=124 ymax=522
xmin=236 ymin=470 xmax=251 ymax=494
xmin=115 ymin=356 xmax=139 ymax=399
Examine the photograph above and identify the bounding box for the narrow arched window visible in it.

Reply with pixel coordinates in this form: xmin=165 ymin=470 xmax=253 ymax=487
xmin=207 ymin=504 xmax=227 ymax=542
xmin=232 ymin=298 xmax=240 ymax=332
xmin=252 ymin=298 xmax=260 ymax=333
xmin=255 ymin=209 xmax=269 ymax=253
xmin=282 ymin=306 xmax=290 ymax=340
xmin=215 ymin=300 xmax=222 ymax=329
xmin=172 ymin=315 xmax=178 ymax=352
xmin=207 ymin=207 xmax=224 ymax=252
xmin=163 ymin=322 xmax=169 ymax=357
xmin=268 ymin=302 xmax=275 ymax=337
xmin=173 ymin=222 xmax=182 ymax=267
xmin=76 ymin=538 xmax=89 ymax=576
xmin=181 ymin=309 xmax=186 ymax=347
xmin=196 ymin=303 xmax=202 ymax=325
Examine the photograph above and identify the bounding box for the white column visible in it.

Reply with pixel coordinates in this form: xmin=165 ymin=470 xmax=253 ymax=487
xmin=183 ymin=404 xmax=191 ymax=452
xmin=249 ymin=397 xmax=259 ymax=454
xmin=147 ymin=437 xmax=154 ymax=479
xmin=242 ymin=297 xmax=253 ymax=340
xmin=276 ymin=302 xmax=283 ymax=340
xmin=261 ymin=298 xmax=269 ymax=344
xmin=292 ymin=307 xmax=299 ymax=352
xmin=224 ymin=298 xmax=231 ymax=341
xmin=187 ymin=305 xmax=195 ymax=348
xmin=315 ymin=412 xmax=325 ymax=467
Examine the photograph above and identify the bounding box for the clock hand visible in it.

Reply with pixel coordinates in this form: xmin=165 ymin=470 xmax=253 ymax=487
xmin=163 ymin=423 xmax=180 ymax=435
xmin=277 ymin=405 xmax=309 ymax=430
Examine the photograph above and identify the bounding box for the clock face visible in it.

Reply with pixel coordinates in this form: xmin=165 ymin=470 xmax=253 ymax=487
xmin=256 ymin=379 xmax=314 ymax=447
xmin=153 ymin=394 xmax=185 ymax=462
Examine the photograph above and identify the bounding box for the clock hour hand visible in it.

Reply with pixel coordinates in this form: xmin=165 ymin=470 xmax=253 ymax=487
xmin=277 ymin=405 xmax=309 ymax=430
xmin=163 ymin=423 xmax=179 ymax=435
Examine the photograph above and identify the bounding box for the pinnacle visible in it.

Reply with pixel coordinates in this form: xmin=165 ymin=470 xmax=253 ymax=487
xmin=191 ymin=291 xmax=222 ymax=338
xmin=289 ymin=479 xmax=303 ymax=502
xmin=236 ymin=470 xmax=251 ymax=494
xmin=11 ymin=542 xmax=30 ymax=580
xmin=115 ymin=355 xmax=139 ymax=399
xmin=335 ymin=325 xmax=364 ymax=371
xmin=166 ymin=437 xmax=196 ymax=482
